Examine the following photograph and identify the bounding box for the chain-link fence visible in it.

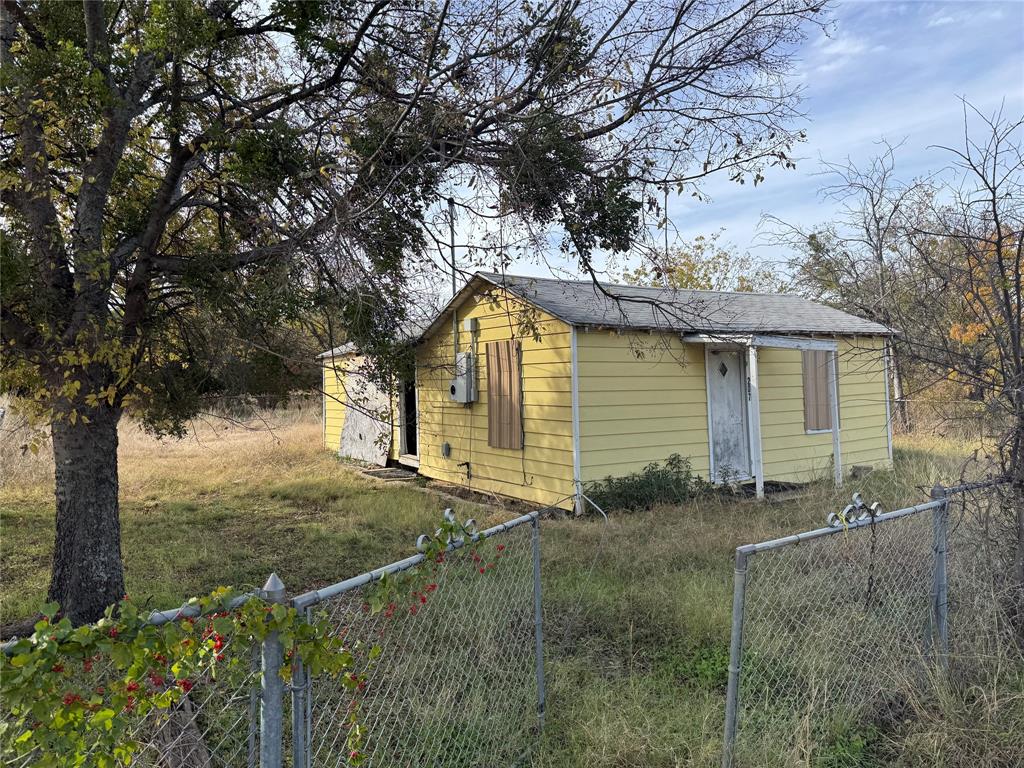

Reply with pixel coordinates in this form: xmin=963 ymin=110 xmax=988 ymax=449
xmin=721 ymin=480 xmax=1012 ymax=768
xmin=289 ymin=510 xmax=543 ymax=768
xmin=2 ymin=510 xmax=542 ymax=768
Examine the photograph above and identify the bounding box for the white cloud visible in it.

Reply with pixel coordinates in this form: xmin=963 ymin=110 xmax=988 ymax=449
xmin=815 ymin=59 xmax=849 ymax=74
xmin=809 ymin=33 xmax=877 ymax=76
xmin=926 ymin=6 xmax=1006 ymax=30
xmin=670 ymin=0 xmax=1024 ymax=265
xmin=819 ymin=37 xmax=869 ymax=57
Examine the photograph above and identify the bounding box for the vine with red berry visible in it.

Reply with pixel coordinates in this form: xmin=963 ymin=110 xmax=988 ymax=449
xmin=365 ymin=510 xmax=505 ymax=620
xmin=0 ymin=588 xmax=369 ymax=767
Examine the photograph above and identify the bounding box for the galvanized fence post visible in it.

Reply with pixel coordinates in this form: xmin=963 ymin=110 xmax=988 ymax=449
xmin=260 ymin=573 xmax=286 ymax=768
xmin=531 ymin=515 xmax=546 ymax=730
xmin=930 ymin=484 xmax=950 ymax=665
xmin=722 ymin=546 xmax=751 ymax=768
xmin=288 ymin=604 xmax=314 ymax=768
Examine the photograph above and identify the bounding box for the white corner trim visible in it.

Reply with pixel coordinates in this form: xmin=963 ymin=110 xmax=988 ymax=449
xmin=828 ymin=349 xmax=843 ymax=487
xmin=746 ymin=345 xmax=764 ymax=499
xmin=704 ymin=345 xmax=716 ymax=483
xmin=570 ymin=326 xmax=583 ymax=515
xmin=882 ymin=341 xmax=894 ymax=464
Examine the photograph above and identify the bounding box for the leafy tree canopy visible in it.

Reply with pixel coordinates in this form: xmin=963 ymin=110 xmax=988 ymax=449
xmin=0 ymin=0 xmax=824 ymax=621
xmin=619 ymin=231 xmax=787 ymax=293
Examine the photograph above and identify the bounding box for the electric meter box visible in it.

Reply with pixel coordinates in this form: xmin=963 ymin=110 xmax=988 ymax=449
xmin=449 ymin=351 xmax=476 ymax=403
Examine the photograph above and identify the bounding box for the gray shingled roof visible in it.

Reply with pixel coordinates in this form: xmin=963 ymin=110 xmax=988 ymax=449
xmin=317 ymin=319 xmax=430 ymax=359
xmin=468 ymin=272 xmax=891 ymax=336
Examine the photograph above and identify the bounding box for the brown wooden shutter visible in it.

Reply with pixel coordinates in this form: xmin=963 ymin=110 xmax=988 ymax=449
xmin=486 ymin=341 xmax=504 ymax=443
xmin=487 ymin=340 xmax=523 ymax=449
xmin=802 ymin=350 xmax=837 ymax=431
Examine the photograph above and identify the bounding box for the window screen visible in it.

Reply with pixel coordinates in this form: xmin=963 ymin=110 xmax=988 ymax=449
xmin=486 ymin=340 xmax=523 ymax=449
xmin=802 ymin=350 xmax=839 ymax=431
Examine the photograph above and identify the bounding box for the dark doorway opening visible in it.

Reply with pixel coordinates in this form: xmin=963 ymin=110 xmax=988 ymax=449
xmin=401 ymin=378 xmax=417 ymax=457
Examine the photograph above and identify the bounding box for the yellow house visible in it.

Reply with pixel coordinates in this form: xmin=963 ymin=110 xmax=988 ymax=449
xmin=321 ymin=272 xmax=894 ymax=513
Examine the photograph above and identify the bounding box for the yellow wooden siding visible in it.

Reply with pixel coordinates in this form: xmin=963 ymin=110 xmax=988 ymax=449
xmin=415 ymin=290 xmax=575 ymax=509
xmin=321 ymin=353 xmax=398 ymax=460
xmin=759 ymin=337 xmax=890 ymax=481
xmin=577 ymin=331 xmax=709 ymax=482
xmin=328 ymin=282 xmax=890 ymax=504
xmin=322 ymin=359 xmax=348 ymax=452
xmin=576 ymin=331 xmax=890 ymax=486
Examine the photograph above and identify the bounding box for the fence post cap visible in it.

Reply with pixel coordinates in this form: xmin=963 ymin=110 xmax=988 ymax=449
xmin=929 ymin=483 xmax=946 ymax=499
xmin=261 ymin=572 xmax=286 ymax=602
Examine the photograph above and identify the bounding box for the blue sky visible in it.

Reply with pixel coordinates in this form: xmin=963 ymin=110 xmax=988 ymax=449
xmin=666 ymin=0 xmax=1024 ymax=271
xmin=430 ymin=0 xmax=1024 ymax=301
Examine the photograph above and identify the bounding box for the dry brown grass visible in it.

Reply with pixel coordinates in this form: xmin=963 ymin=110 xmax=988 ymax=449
xmin=0 ymin=402 xmax=477 ymax=621
xmin=1 ymin=400 xmax=328 ymax=502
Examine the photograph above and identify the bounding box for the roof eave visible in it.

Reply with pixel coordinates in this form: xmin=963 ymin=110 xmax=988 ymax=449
xmin=574 ymin=323 xmax=894 ymax=337
xmin=414 ymin=274 xmax=488 ymax=344
xmin=415 ymin=271 xmax=897 ymax=342
xmin=316 ymin=345 xmax=355 ymax=360
xmin=415 ymin=271 xmax=578 ymax=344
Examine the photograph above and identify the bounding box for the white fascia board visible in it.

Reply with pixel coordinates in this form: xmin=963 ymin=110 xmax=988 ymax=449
xmin=681 ymin=333 xmax=838 ymax=351
xmin=681 ymin=333 xmax=753 ymax=346
xmin=751 ymin=335 xmax=838 ymax=351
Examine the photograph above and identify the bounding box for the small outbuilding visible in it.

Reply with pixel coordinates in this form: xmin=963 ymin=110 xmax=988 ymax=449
xmin=322 ymin=272 xmax=894 ymax=512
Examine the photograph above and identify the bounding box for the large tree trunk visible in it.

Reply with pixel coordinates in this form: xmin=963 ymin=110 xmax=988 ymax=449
xmin=152 ymin=697 xmax=213 ymax=768
xmin=48 ymin=404 xmax=126 ymax=625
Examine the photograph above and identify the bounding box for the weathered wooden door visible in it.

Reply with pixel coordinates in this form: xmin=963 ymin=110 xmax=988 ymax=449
xmin=339 ymin=374 xmax=391 ymax=466
xmin=707 ymin=348 xmax=750 ymax=481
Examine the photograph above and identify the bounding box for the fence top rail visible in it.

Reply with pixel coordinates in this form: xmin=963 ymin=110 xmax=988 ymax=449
xmin=736 ymin=498 xmax=946 ymax=557
xmin=3 ymin=508 xmax=545 ymax=650
xmin=940 ymin=478 xmax=1007 ymax=495
xmin=736 ymin=478 xmax=1009 ymax=558
xmin=1 ymin=591 xmax=258 ymax=656
xmin=291 ymin=510 xmax=539 ymax=610
xmin=145 ymin=591 xmax=257 ymax=626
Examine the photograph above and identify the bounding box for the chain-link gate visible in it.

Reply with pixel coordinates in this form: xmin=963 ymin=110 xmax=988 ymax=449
xmin=288 ymin=510 xmax=543 ymax=768
xmin=720 ymin=480 xmax=1007 ymax=768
